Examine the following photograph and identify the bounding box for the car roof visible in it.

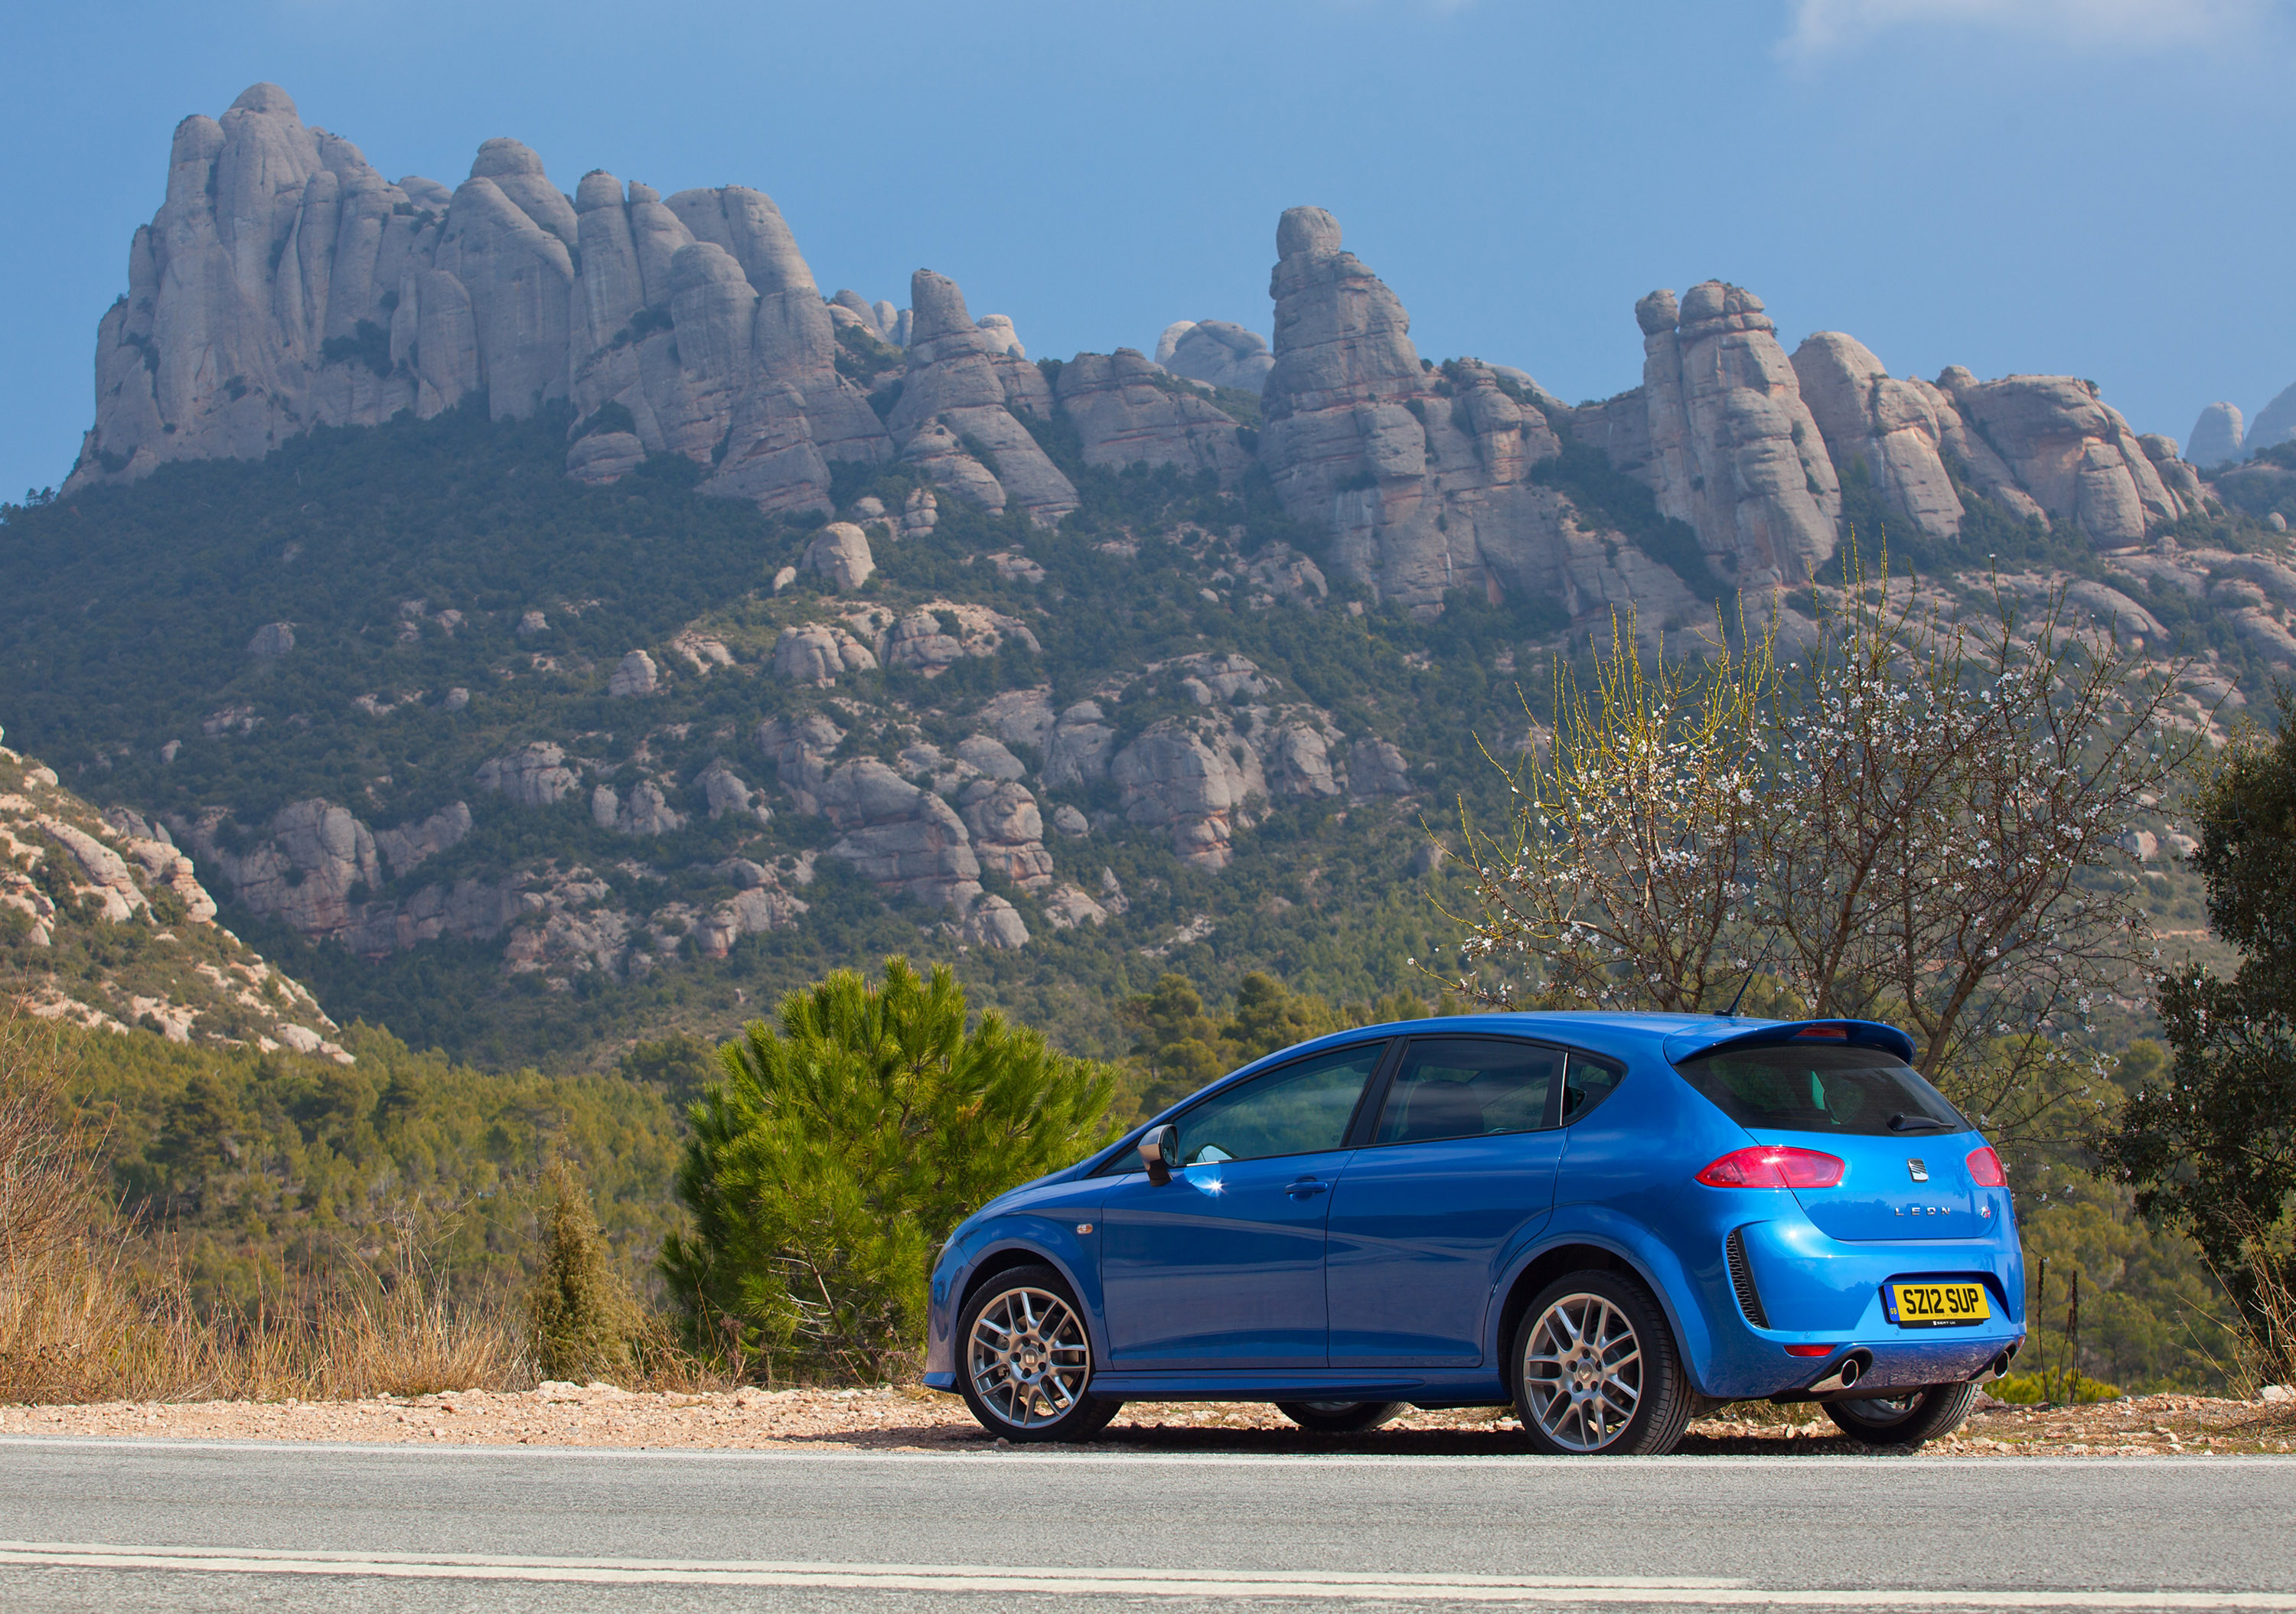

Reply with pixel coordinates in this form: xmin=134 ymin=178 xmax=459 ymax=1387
xmin=1231 ymin=1010 xmax=1918 ymax=1075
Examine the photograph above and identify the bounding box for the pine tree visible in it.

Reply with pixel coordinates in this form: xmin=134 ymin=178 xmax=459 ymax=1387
xmin=660 ymin=957 xmax=1118 ymax=1381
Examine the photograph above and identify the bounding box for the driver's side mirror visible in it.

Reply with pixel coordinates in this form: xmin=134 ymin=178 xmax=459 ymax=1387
xmin=1137 ymin=1123 xmax=1180 ymax=1185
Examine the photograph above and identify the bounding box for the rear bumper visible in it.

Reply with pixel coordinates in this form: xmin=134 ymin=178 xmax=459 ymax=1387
xmin=1693 ymin=1215 xmax=2024 ymax=1400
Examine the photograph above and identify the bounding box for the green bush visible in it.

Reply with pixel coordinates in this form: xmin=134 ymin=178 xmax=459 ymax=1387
xmin=1991 ymin=1368 xmax=2124 ymax=1405
xmin=660 ymin=957 xmax=1119 ymax=1381
xmin=527 ymin=1160 xmax=642 ymax=1384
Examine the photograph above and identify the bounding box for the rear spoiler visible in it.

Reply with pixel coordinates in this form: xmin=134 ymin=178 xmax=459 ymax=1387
xmin=1660 ymin=1017 xmax=1916 ymax=1067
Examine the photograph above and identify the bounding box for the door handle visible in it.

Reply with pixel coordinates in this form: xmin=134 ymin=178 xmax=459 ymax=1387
xmin=1287 ymin=1177 xmax=1329 ymax=1198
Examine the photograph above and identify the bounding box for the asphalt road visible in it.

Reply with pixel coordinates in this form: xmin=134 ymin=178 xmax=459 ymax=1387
xmin=0 ymin=1437 xmax=2291 ymax=1612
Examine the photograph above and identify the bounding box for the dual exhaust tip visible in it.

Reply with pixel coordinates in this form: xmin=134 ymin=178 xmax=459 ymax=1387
xmin=1807 ymin=1338 xmax=2018 ymax=1397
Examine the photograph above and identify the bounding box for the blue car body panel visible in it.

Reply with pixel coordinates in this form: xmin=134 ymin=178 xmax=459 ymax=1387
xmin=924 ymin=1012 xmax=2027 ymax=1405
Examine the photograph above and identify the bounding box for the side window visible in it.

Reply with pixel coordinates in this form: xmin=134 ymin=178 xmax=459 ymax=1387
xmin=1561 ymin=1053 xmax=1627 ymax=1123
xmin=1171 ymin=1043 xmax=1388 ymax=1166
xmin=1373 ymin=1039 xmax=1563 ymax=1146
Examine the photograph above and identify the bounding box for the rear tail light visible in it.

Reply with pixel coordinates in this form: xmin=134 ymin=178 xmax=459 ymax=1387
xmin=1783 ymin=1343 xmax=1836 ymax=1358
xmin=1965 ymin=1146 xmax=2007 ymax=1187
xmin=1696 ymin=1147 xmax=1846 ymax=1189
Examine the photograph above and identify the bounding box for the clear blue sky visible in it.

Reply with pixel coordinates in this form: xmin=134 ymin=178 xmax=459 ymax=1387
xmin=5 ymin=0 xmax=2293 ymax=501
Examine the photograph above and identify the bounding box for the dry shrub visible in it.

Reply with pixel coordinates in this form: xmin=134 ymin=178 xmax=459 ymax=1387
xmin=2231 ymin=1220 xmax=2296 ymax=1404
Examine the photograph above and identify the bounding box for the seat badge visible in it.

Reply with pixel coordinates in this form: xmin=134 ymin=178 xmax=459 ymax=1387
xmin=1907 ymin=1159 xmax=1929 ymax=1182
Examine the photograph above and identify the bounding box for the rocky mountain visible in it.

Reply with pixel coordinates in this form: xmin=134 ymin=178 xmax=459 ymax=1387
xmin=73 ymin=86 xmax=2223 ymax=615
xmin=5 ymin=83 xmax=2273 ymax=1068
xmin=0 ymin=727 xmax=348 ymax=1059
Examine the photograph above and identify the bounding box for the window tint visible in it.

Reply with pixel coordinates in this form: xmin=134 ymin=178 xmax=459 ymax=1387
xmin=1561 ymin=1054 xmax=1627 ymax=1122
xmin=1674 ymin=1043 xmax=1965 ymax=1137
xmin=1373 ymin=1039 xmax=1562 ymax=1146
xmin=1172 ymin=1043 xmax=1386 ymax=1166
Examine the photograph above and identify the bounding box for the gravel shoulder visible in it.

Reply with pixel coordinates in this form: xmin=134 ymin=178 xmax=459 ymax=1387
xmin=4 ymin=1385 xmax=2289 ymax=1456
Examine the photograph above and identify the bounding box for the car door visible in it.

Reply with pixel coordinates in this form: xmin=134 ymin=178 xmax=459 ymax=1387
xmin=1097 ymin=1040 xmax=1390 ymax=1370
xmin=1325 ymin=1037 xmax=1568 ymax=1368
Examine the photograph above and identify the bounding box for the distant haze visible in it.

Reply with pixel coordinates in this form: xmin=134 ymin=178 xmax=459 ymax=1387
xmin=6 ymin=0 xmax=2296 ymax=501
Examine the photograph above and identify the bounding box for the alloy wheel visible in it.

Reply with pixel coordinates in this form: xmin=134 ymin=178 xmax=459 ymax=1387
xmin=966 ymin=1285 xmax=1091 ymax=1430
xmin=1520 ymin=1291 xmax=1643 ymax=1451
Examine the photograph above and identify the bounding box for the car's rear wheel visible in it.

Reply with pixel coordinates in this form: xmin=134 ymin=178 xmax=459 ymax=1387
xmin=1275 ymin=1400 xmax=1404 ymax=1433
xmin=957 ymin=1264 xmax=1121 ymax=1443
xmin=1512 ymin=1270 xmax=1694 ymax=1456
xmin=1823 ymin=1381 xmax=1978 ymax=1448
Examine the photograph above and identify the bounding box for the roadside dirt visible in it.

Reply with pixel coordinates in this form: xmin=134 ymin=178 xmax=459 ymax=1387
xmin=2 ymin=1385 xmax=2288 ymax=1456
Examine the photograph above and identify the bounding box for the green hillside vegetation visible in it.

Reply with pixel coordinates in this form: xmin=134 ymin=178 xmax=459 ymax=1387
xmin=0 ymin=401 xmax=1514 ymax=1068
xmin=68 ymin=1021 xmax=684 ymax=1309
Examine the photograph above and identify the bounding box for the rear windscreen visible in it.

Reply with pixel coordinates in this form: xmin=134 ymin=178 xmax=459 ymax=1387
xmin=1673 ymin=1042 xmax=1965 ymax=1137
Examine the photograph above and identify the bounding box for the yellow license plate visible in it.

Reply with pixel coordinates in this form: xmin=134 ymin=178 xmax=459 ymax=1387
xmin=1890 ymin=1281 xmax=1991 ymax=1327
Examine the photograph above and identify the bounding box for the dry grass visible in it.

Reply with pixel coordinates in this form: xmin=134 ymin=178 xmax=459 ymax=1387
xmin=0 ymin=1006 xmax=720 ymax=1406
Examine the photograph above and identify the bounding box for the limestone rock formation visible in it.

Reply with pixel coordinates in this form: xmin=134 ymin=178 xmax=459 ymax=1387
xmin=607 ymin=649 xmax=660 ymax=696
xmin=373 ymin=801 xmax=471 ymax=876
xmin=1941 ymin=374 xmax=2187 ymax=547
xmin=67 ymin=84 xmax=892 ymax=516
xmin=171 ymin=796 xmax=521 ymax=964
xmin=475 ymin=742 xmax=579 ymax=807
xmin=883 ymin=269 xmax=1078 ymax=526
xmin=1349 ymin=739 xmax=1412 ymax=800
xmin=869 ymin=601 xmax=1039 ymax=676
xmin=1255 ymin=207 xmax=1706 ymax=618
xmin=802 ymin=522 xmax=876 ymax=589
xmin=974 ymin=315 xmax=1025 ymax=358
xmin=1042 ymin=700 xmax=1118 ymax=788
xmin=1111 ymin=716 xmax=1267 ymax=868
xmin=816 ymin=758 xmax=985 ymax=913
xmin=2248 ymin=382 xmax=2296 ymax=460
xmin=958 ymin=780 xmax=1054 ymax=889
xmin=1056 ymin=350 xmax=1251 ymax=478
xmin=1159 ymin=320 xmax=1275 ymax=393
xmin=2189 ymin=402 xmax=2245 ymax=468
xmin=1790 ymin=332 xmax=1963 ymax=543
xmin=1601 ymin=283 xmax=1841 ymax=585
xmin=756 ymin=714 xmax=845 ymax=816
xmin=773 ymin=623 xmax=878 ymax=686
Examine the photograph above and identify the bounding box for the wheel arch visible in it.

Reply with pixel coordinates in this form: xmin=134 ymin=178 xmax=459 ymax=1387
xmin=1495 ymin=1242 xmax=1640 ymax=1377
xmin=1492 ymin=1235 xmax=1709 ymax=1394
xmin=957 ymin=1241 xmax=1088 ymax=1326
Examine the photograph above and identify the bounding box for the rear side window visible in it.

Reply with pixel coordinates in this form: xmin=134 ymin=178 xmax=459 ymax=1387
xmin=1373 ymin=1039 xmax=1563 ymax=1146
xmin=1674 ymin=1043 xmax=1964 ymax=1137
xmin=1561 ymin=1053 xmax=1626 ymax=1123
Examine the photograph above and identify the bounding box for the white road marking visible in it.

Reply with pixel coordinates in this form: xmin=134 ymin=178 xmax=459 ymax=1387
xmin=5 ymin=1434 xmax=2294 ymax=1472
xmin=1 ymin=1543 xmax=2291 ymax=1606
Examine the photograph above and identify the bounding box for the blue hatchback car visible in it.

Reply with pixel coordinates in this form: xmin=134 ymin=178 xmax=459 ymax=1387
xmin=924 ymin=1012 xmax=2027 ymax=1453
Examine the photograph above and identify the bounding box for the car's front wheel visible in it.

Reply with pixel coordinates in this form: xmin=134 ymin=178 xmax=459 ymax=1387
xmin=957 ymin=1264 xmax=1121 ymax=1443
xmin=1512 ymin=1270 xmax=1695 ymax=1455
xmin=1823 ymin=1381 xmax=1978 ymax=1448
xmin=1275 ymin=1400 xmax=1404 ymax=1433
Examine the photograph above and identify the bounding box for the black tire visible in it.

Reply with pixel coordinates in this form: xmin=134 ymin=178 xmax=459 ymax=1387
xmin=1510 ymin=1269 xmax=1695 ymax=1456
xmin=955 ymin=1263 xmax=1121 ymax=1443
xmin=1823 ymin=1381 xmax=1979 ymax=1448
xmin=1275 ymin=1400 xmax=1405 ymax=1433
